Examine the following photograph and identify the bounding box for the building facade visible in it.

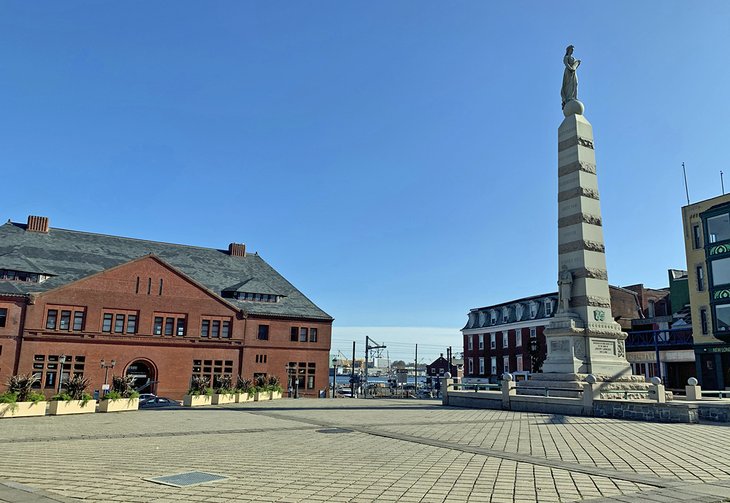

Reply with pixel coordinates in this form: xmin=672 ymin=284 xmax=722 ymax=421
xmin=682 ymin=194 xmax=730 ymax=389
xmin=0 ymin=216 xmax=333 ymax=399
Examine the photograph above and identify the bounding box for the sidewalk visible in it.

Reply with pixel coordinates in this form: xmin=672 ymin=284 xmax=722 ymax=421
xmin=1 ymin=399 xmax=729 ymax=502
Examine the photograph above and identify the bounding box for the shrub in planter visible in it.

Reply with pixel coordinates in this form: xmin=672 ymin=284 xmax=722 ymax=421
xmin=212 ymin=375 xmax=236 ymax=405
xmin=235 ymin=377 xmax=255 ymax=403
xmin=49 ymin=375 xmax=95 ymax=415
xmin=0 ymin=374 xmax=47 ymax=419
xmin=254 ymin=375 xmax=272 ymax=401
xmin=267 ymin=375 xmax=283 ymax=399
xmin=99 ymin=375 xmax=139 ymax=413
xmin=183 ymin=375 xmax=212 ymax=407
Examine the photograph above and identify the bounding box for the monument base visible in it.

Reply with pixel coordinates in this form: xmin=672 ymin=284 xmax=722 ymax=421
xmin=516 ymin=372 xmax=667 ymax=400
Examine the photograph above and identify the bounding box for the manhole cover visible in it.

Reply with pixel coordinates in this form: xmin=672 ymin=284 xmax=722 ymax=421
xmin=316 ymin=428 xmax=353 ymax=434
xmin=144 ymin=471 xmax=228 ymax=487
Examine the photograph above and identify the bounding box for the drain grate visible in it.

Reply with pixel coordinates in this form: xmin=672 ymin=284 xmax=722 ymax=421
xmin=316 ymin=428 xmax=353 ymax=434
xmin=144 ymin=471 xmax=228 ymax=488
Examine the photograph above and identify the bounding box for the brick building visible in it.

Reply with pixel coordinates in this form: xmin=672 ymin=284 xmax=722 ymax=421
xmin=0 ymin=216 xmax=333 ymax=398
xmin=461 ymin=286 xmax=641 ymax=383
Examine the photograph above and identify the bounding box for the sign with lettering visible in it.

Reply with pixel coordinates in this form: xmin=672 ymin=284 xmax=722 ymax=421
xmin=591 ymin=340 xmax=615 ymax=356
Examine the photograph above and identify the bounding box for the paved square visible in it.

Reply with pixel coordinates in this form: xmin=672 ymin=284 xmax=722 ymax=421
xmin=1 ymin=399 xmax=730 ymax=502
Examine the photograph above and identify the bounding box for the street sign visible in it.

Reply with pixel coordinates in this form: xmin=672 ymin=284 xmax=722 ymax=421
xmin=101 ymin=384 xmax=110 ymax=391
xmin=396 ymin=369 xmax=408 ymax=384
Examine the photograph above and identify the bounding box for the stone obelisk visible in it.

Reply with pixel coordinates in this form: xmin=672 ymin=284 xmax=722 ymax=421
xmin=541 ymin=45 xmax=631 ymax=378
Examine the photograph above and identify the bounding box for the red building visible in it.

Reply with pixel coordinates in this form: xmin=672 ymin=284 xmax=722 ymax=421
xmin=461 ymin=286 xmax=641 ymax=383
xmin=0 ymin=216 xmax=333 ymax=398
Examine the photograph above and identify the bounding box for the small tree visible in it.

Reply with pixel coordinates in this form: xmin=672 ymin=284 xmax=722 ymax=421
xmin=236 ymin=377 xmax=254 ymax=394
xmin=267 ymin=375 xmax=282 ymax=392
xmin=529 ymin=340 xmax=545 ymax=374
xmin=213 ymin=375 xmax=233 ymax=394
xmin=188 ymin=375 xmax=211 ymax=396
xmin=107 ymin=375 xmax=139 ymax=399
xmin=5 ymin=374 xmax=44 ymax=403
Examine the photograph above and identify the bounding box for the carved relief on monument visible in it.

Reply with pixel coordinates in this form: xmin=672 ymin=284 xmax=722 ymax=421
xmin=617 ymin=341 xmax=625 ymax=358
xmin=558 ymin=239 xmax=606 ymax=254
xmin=558 ymin=160 xmax=596 ymax=177
xmin=557 ymin=186 xmax=600 ymax=202
xmin=571 ymin=295 xmax=612 ymax=308
xmin=572 ymin=267 xmax=609 ymax=280
xmin=557 ymin=213 xmax=603 ymax=228
xmin=574 ymin=337 xmax=586 ymax=359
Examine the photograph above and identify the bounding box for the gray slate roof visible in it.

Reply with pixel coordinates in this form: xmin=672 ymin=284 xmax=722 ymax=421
xmin=0 ymin=221 xmax=332 ymax=321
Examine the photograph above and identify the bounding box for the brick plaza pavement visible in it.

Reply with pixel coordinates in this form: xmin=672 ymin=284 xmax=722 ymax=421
xmin=1 ymin=399 xmax=730 ymax=503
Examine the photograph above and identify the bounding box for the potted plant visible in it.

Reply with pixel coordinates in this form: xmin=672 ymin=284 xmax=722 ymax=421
xmin=183 ymin=376 xmax=212 ymax=407
xmin=268 ymin=375 xmax=283 ymax=400
xmin=99 ymin=375 xmax=140 ymax=413
xmin=235 ymin=377 xmax=255 ymax=403
xmin=211 ymin=375 xmax=236 ymax=405
xmin=0 ymin=374 xmax=47 ymax=419
xmin=49 ymin=375 xmax=95 ymax=415
xmin=254 ymin=374 xmax=271 ymax=401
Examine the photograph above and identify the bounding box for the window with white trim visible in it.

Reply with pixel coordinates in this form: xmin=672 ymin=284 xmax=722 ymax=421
xmin=515 ymin=328 xmax=522 ymax=347
xmin=516 ymin=355 xmax=523 ymax=372
xmin=502 ymin=331 xmax=508 ymax=348
xmin=490 ymin=333 xmax=496 ymax=349
xmin=467 ymin=335 xmax=474 ymax=351
xmin=544 ymin=299 xmax=553 ymax=316
xmin=490 ymin=357 xmax=497 ymax=375
xmin=503 ymin=356 xmax=509 ymax=373
xmin=530 ymin=327 xmax=537 ymax=339
xmin=468 ymin=358 xmax=474 ymax=374
xmin=478 ymin=334 xmax=484 ymax=350
xmin=479 ymin=357 xmax=485 ymax=375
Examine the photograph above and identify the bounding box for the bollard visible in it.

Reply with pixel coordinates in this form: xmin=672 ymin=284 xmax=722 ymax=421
xmin=582 ymin=374 xmax=598 ymax=415
xmin=441 ymin=375 xmax=453 ymax=406
xmin=501 ymin=373 xmax=516 ymax=409
xmin=685 ymin=377 xmax=702 ymax=401
xmin=648 ymin=376 xmax=666 ymax=404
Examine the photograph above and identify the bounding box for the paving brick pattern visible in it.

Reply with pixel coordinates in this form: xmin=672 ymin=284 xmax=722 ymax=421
xmin=1 ymin=399 xmax=729 ymax=503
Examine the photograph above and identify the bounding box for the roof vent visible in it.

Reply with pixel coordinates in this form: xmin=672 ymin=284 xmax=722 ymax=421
xmin=228 ymin=243 xmax=246 ymax=257
xmin=27 ymin=215 xmax=49 ymax=233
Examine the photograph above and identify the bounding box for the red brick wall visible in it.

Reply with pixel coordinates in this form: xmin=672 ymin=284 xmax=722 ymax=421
xmin=0 ymin=298 xmax=24 ymax=385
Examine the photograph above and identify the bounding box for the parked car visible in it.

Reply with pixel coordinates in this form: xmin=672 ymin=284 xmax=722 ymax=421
xmin=138 ymin=393 xmax=156 ymax=402
xmin=139 ymin=397 xmax=178 ymax=408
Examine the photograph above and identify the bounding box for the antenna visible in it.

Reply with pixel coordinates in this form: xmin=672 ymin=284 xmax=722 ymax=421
xmin=682 ymin=162 xmax=690 ymax=205
xmin=722 ymin=171 xmax=726 ymax=195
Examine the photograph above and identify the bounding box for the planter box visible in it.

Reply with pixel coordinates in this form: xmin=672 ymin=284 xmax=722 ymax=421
xmin=0 ymin=401 xmax=47 ymax=419
xmin=271 ymin=390 xmax=282 ymax=400
xmin=98 ymin=397 xmax=139 ymax=413
xmin=48 ymin=400 xmax=95 ymax=416
xmin=211 ymin=393 xmax=236 ymax=405
xmin=235 ymin=392 xmax=254 ymax=403
xmin=254 ymin=391 xmax=272 ymax=401
xmin=183 ymin=394 xmax=212 ymax=407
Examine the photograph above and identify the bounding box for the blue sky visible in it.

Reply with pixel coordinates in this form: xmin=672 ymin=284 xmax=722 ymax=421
xmin=2 ymin=2 xmax=730 ymax=362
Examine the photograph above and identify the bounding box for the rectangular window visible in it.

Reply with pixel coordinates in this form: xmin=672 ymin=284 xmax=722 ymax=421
xmin=0 ymin=307 xmax=6 ymax=327
xmin=479 ymin=357 xmax=485 ymax=375
xmin=516 ymin=355 xmax=523 ymax=372
xmin=701 ymin=308 xmax=709 ymax=335
xmin=102 ymin=313 xmax=113 ymax=333
xmin=515 ymin=328 xmax=522 ymax=347
xmin=115 ymin=314 xmax=125 ymax=333
xmin=59 ymin=310 xmax=71 ymax=330
xmin=697 ymin=265 xmax=705 ymax=291
xmin=211 ymin=320 xmax=220 ymax=338
xmin=258 ymin=325 xmax=269 ymax=340
xmin=693 ymin=224 xmax=702 ymax=249
xmin=503 ymin=356 xmax=509 ymax=373
xmin=299 ymin=327 xmax=308 ymax=342
xmin=73 ymin=311 xmax=84 ymax=331
xmin=490 ymin=357 xmax=497 ymax=375
xmin=467 ymin=335 xmax=474 ymax=351
xmin=201 ymin=320 xmax=210 ymax=337
xmin=221 ymin=321 xmax=230 ymax=338
xmin=164 ymin=317 xmax=174 ymax=336
xmin=712 ymin=258 xmax=730 ymax=286
xmin=715 ymin=304 xmax=730 ymax=332
xmin=530 ymin=327 xmax=537 ymax=339
xmin=127 ymin=315 xmax=137 ymax=334
xmin=502 ymin=331 xmax=508 ymax=348
xmin=545 ymin=300 xmax=553 ymax=316
xmin=468 ymin=358 xmax=474 ymax=374
xmin=490 ymin=333 xmax=496 ymax=349
xmin=46 ymin=310 xmax=58 ymax=330
xmin=290 ymin=327 xmax=298 ymax=342
xmin=309 ymin=328 xmax=318 ymax=342
xmin=177 ymin=318 xmax=186 ymax=336
xmin=707 ymin=213 xmax=730 ymax=243
xmin=154 ymin=317 xmax=163 ymax=335
xmin=478 ymin=334 xmax=484 ymax=350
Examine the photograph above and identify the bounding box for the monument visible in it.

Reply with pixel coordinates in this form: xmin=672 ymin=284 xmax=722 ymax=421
xmin=520 ymin=46 xmax=647 ymax=396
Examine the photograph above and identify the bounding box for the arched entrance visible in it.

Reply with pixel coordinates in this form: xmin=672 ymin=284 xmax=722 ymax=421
xmin=125 ymin=360 xmax=157 ymax=394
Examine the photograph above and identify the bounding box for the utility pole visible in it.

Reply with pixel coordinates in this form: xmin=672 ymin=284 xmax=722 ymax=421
xmin=414 ymin=344 xmax=418 ymax=390
xmin=364 ymin=336 xmax=386 ymax=398
xmin=351 ymin=341 xmax=356 ymax=398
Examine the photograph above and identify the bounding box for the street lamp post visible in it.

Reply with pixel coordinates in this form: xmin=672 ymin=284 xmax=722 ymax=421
xmin=100 ymin=359 xmax=116 ymax=398
xmin=57 ymin=355 xmax=67 ymax=394
xmin=331 ymin=358 xmax=338 ymax=398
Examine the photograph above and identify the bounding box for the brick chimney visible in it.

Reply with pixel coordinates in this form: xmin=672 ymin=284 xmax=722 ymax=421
xmin=228 ymin=242 xmax=246 ymax=257
xmin=27 ymin=215 xmax=49 ymax=233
